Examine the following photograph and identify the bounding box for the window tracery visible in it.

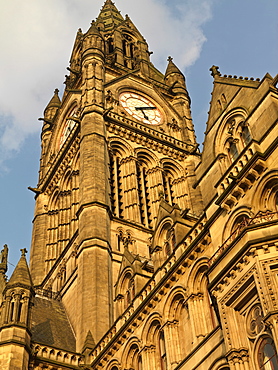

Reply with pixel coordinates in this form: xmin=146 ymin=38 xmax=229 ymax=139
xmin=227 ymin=138 xmax=239 ymax=162
xmin=240 ymin=123 xmax=252 ymax=145
xmin=247 ymin=304 xmax=264 ymax=339
xmin=216 ymin=109 xmax=252 ymax=167
xmin=122 ymin=33 xmax=136 ymax=69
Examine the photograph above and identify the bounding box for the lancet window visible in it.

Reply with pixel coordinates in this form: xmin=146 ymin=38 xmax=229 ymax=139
xmin=122 ymin=32 xmax=137 ymax=69
xmin=225 ymin=136 xmax=239 ymax=163
xmin=106 ymin=37 xmax=114 ymax=54
xmin=46 ymin=166 xmax=79 ymax=273
xmin=125 ymin=343 xmax=142 ymax=370
xmin=162 ymin=161 xmax=188 ymax=210
xmin=159 ymin=331 xmax=168 ymax=370
xmin=258 ymin=337 xmax=278 ymax=370
xmin=240 ymin=123 xmax=252 ymax=145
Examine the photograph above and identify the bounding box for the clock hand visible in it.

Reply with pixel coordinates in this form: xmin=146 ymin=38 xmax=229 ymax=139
xmin=135 ymin=106 xmax=156 ymax=120
xmin=135 ymin=106 xmax=156 ymax=110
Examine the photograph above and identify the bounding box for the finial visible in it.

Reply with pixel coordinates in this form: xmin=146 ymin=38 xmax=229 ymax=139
xmin=54 ymin=88 xmax=59 ymax=95
xmin=91 ymin=20 xmax=96 ymax=26
xmin=20 ymin=248 xmax=28 ymax=257
xmin=210 ymin=65 xmax=221 ymax=77
xmin=167 ymin=56 xmax=173 ymax=62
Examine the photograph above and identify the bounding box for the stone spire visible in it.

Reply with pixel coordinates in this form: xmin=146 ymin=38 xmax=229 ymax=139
xmin=6 ymin=249 xmax=33 ymax=290
xmin=45 ymin=88 xmax=61 ymax=111
xmin=96 ymin=0 xmax=124 ymax=30
xmin=43 ymin=88 xmax=61 ymax=123
xmin=165 ymin=56 xmax=185 ymax=79
xmin=165 ymin=57 xmax=188 ymax=95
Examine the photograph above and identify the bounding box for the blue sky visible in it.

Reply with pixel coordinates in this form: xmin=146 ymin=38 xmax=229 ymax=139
xmin=0 ymin=0 xmax=277 ymax=274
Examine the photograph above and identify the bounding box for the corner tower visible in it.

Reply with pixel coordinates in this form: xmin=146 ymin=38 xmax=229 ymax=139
xmin=29 ymin=0 xmax=202 ymax=352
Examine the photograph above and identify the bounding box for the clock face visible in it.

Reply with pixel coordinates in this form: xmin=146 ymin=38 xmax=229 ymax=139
xmin=59 ymin=110 xmax=77 ymax=148
xmin=119 ymin=92 xmax=162 ymax=125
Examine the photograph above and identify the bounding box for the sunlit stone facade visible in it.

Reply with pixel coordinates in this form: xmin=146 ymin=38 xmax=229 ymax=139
xmin=0 ymin=1 xmax=278 ymax=369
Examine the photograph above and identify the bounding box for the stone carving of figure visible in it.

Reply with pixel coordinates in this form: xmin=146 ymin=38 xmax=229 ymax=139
xmin=0 ymin=245 xmax=8 ymax=264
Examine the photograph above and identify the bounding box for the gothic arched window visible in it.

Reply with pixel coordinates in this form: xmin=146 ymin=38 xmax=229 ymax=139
xmin=229 ymin=140 xmax=239 ymax=162
xmin=107 ymin=37 xmax=114 ymax=54
xmin=159 ymin=331 xmax=168 ymax=370
xmin=258 ymin=337 xmax=278 ymax=370
xmin=241 ymin=124 xmax=251 ymax=145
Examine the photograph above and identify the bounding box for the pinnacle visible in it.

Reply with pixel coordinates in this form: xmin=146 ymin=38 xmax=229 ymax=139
xmin=210 ymin=65 xmax=221 ymax=78
xmin=264 ymin=72 xmax=273 ymax=80
xmin=7 ymin=249 xmax=33 ymax=289
xmin=45 ymin=89 xmax=61 ymax=110
xmin=82 ymin=330 xmax=96 ymax=353
xmin=86 ymin=20 xmax=102 ymax=35
xmin=165 ymin=56 xmax=184 ymax=78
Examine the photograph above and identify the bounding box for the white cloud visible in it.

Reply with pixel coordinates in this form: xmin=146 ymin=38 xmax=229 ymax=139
xmin=0 ymin=0 xmax=215 ymax=164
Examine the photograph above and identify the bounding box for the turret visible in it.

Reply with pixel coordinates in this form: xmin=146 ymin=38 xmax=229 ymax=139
xmin=43 ymin=88 xmax=61 ymax=123
xmin=165 ymin=57 xmax=196 ymax=145
xmin=76 ymin=8 xmax=112 ymax=352
xmin=165 ymin=56 xmax=188 ymax=95
xmin=38 ymin=88 xmax=61 ymax=181
xmin=81 ymin=20 xmax=105 ymax=112
xmin=0 ymin=249 xmax=34 ymax=370
xmin=1 ymin=248 xmax=33 ymax=328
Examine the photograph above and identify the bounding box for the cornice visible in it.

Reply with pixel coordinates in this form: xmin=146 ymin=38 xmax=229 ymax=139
xmin=105 ymin=110 xmax=196 ymax=159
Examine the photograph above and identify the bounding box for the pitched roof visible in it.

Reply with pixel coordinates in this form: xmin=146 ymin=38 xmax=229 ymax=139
xmin=31 ymin=296 xmax=76 ymax=352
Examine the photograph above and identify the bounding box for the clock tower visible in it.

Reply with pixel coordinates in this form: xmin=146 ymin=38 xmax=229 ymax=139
xmin=29 ymin=0 xmax=202 ymax=352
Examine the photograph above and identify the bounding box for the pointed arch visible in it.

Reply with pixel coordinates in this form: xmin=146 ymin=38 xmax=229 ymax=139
xmin=251 ymin=170 xmax=278 ymax=213
xmin=163 ymin=286 xmax=192 ymax=360
xmin=106 ymin=359 xmax=121 ymax=370
xmin=163 ymin=286 xmax=187 ymax=320
xmin=109 ymin=138 xmax=137 ymax=219
xmin=160 ymin=159 xmax=184 ymax=178
xmin=115 ymin=266 xmax=135 ymax=299
xmin=152 ymin=217 xmax=174 ymax=258
xmin=60 ymin=169 xmax=72 ymax=191
xmin=142 ymin=312 xmax=163 ymax=345
xmin=48 ymin=187 xmax=60 ymax=211
xmin=136 ymin=149 xmax=162 ymax=228
xmin=187 ymin=258 xmax=217 ymax=339
xmin=109 ymin=137 xmax=133 ymax=158
xmin=121 ymin=336 xmax=142 ymax=370
xmin=136 ymin=148 xmax=159 ymax=168
xmin=161 ymin=159 xmax=188 ymax=209
xmin=214 ymin=107 xmax=249 ymax=159
xmin=187 ymin=257 xmax=209 ymax=294
xmin=56 ymin=102 xmax=79 ymax=150
xmin=221 ymin=205 xmax=253 ymax=243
